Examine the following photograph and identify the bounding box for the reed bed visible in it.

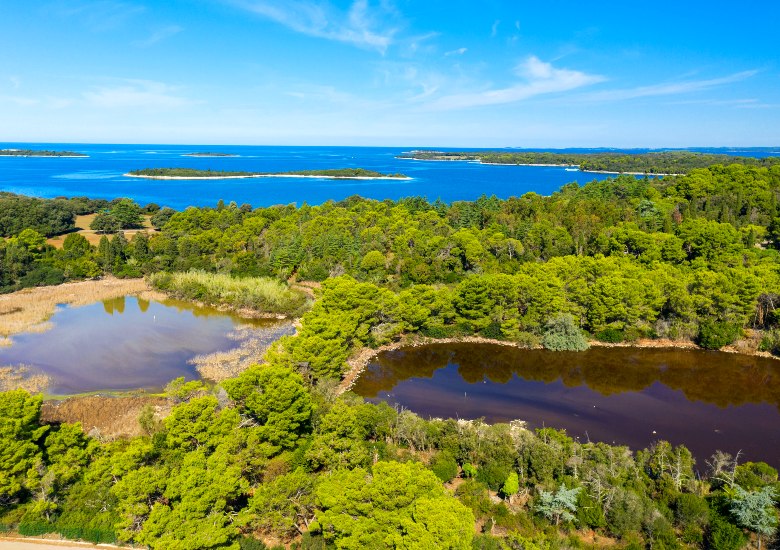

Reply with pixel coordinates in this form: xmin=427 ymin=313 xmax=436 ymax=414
xmin=0 ymin=277 xmax=151 ymax=338
xmin=150 ymin=271 xmax=310 ymax=316
xmin=189 ymin=321 xmax=296 ymax=381
xmin=0 ymin=364 xmax=51 ymax=393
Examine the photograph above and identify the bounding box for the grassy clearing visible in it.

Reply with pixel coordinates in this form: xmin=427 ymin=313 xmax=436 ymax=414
xmin=0 ymin=278 xmax=152 ymax=338
xmin=150 ymin=271 xmax=311 ymax=316
xmin=46 ymin=214 xmax=154 ymax=248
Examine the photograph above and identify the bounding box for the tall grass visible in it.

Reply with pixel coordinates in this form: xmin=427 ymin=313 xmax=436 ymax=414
xmin=150 ymin=271 xmax=310 ymax=316
xmin=0 ymin=277 xmax=150 ymax=338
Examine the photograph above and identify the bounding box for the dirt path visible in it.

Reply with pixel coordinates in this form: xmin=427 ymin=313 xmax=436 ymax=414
xmin=0 ymin=538 xmax=129 ymax=549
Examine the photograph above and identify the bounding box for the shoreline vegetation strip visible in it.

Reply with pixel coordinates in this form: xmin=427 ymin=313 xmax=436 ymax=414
xmin=125 ymin=167 xmax=410 ymax=180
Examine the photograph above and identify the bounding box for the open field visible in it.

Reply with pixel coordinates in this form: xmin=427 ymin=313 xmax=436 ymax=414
xmin=46 ymin=214 xmax=154 ymax=248
xmin=0 ymin=278 xmax=163 ymax=342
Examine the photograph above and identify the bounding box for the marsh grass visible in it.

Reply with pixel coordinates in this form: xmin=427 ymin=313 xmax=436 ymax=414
xmin=0 ymin=364 xmax=51 ymax=393
xmin=150 ymin=271 xmax=310 ymax=316
xmin=0 ymin=277 xmax=150 ymax=338
xmin=189 ymin=322 xmax=295 ymax=381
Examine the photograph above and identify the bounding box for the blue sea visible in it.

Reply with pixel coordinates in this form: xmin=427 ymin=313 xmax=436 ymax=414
xmin=0 ymin=143 xmax=777 ymax=209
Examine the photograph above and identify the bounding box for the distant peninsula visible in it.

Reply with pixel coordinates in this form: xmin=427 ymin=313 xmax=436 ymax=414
xmin=0 ymin=148 xmax=87 ymax=157
xmin=125 ymin=167 xmax=410 ymax=180
xmin=182 ymin=152 xmax=237 ymax=157
xmin=398 ymin=150 xmax=780 ymax=175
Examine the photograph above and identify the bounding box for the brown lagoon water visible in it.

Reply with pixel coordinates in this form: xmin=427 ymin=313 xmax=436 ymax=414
xmin=0 ymin=296 xmax=293 ymax=395
xmin=352 ymin=343 xmax=780 ymax=467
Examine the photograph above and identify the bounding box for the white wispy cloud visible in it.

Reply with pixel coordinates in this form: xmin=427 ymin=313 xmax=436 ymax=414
xmin=134 ymin=25 xmax=183 ymax=47
xmin=83 ymin=79 xmax=197 ymax=109
xmin=45 ymin=0 xmax=145 ymax=31
xmin=428 ymin=56 xmax=605 ymax=110
xmin=228 ymin=0 xmax=398 ymax=53
xmin=444 ymin=47 xmax=467 ymax=57
xmin=491 ymin=20 xmax=500 ymax=37
xmin=583 ymin=70 xmax=758 ymax=101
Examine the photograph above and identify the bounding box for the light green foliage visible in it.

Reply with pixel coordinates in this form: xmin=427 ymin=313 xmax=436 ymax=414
xmin=222 ymin=364 xmax=312 ymax=449
xmin=315 ymin=461 xmax=474 ymax=549
xmin=150 ymin=270 xmax=309 ymax=315
xmin=132 ymin=448 xmax=246 ymax=550
xmin=541 ymin=313 xmax=589 ymax=351
xmin=729 ymin=485 xmax=778 ymax=541
xmin=242 ymin=467 xmax=316 ymax=539
xmin=534 ymin=484 xmax=580 ymax=525
xmin=0 ymin=390 xmax=47 ymax=503
xmin=305 ymin=400 xmax=371 ymax=471
xmin=164 ymin=396 xmax=240 ymax=450
xmin=500 ymin=472 xmax=519 ymax=499
xmin=165 ymin=376 xmax=208 ymax=402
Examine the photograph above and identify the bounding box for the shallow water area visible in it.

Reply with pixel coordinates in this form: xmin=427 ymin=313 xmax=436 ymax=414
xmin=0 ymin=296 xmax=291 ymax=395
xmin=352 ymin=343 xmax=780 ymax=467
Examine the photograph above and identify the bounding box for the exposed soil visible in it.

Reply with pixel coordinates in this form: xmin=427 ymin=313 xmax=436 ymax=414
xmin=41 ymin=395 xmax=171 ymax=440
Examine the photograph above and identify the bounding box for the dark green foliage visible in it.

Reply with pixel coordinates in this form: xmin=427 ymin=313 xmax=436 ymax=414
xmin=402 ymin=149 xmax=780 ymax=174
xmin=90 ymin=212 xmax=121 ymax=234
xmin=238 ymin=536 xmax=269 ymax=549
xmin=706 ymin=513 xmax=748 ymax=550
xmin=129 ymin=167 xmax=406 ymax=179
xmin=0 ymin=149 xmax=85 ymax=157
xmin=430 ymin=451 xmax=459 ymax=483
xmin=697 ymin=320 xmax=742 ymax=349
xmin=0 ymin=194 xmax=76 ymax=237
xmin=595 ymin=327 xmax=624 ymax=343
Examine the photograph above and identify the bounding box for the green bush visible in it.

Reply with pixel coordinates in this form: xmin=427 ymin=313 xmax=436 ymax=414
xmin=595 ymin=327 xmax=624 ymax=343
xmin=697 ymin=320 xmax=742 ymax=349
xmin=759 ymin=330 xmax=780 ymax=355
xmin=705 ymin=514 xmax=747 ymax=550
xmin=430 ymin=452 xmax=459 ymax=483
xmin=541 ymin=313 xmax=589 ymax=351
xmin=238 ymin=536 xmax=269 ymax=550
xmin=18 ymin=521 xmax=56 ymax=536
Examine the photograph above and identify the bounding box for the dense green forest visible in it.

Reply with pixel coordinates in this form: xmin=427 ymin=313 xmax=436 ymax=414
xmin=400 ymin=150 xmax=780 ymax=174
xmin=1 ymin=161 xmax=779 ymax=547
xmin=0 ymin=149 xmax=87 ymax=157
xmin=128 ymin=167 xmax=407 ymax=178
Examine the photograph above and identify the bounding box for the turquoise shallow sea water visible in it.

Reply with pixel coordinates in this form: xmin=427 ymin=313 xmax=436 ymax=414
xmin=4 ymin=144 xmax=774 ymax=209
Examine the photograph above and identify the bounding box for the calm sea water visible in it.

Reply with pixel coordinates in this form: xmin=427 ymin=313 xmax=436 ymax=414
xmin=352 ymin=343 xmax=780 ymax=467
xmin=3 ymin=143 xmax=774 ymax=209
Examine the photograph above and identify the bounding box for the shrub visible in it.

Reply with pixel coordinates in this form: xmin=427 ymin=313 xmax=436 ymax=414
xmin=697 ymin=320 xmax=742 ymax=350
xmin=430 ymin=452 xmax=459 ymax=483
xmin=596 ymin=327 xmax=624 ymax=343
xmin=541 ymin=313 xmax=589 ymax=351
xmin=706 ymin=514 xmax=747 ymax=550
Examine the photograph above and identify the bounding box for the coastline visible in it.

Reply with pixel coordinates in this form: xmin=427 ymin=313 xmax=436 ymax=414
xmin=337 ymin=333 xmax=777 ymax=395
xmin=0 ymin=155 xmax=87 ymax=158
xmin=124 ymin=173 xmax=412 ymax=181
xmin=397 ymin=157 xmax=677 ymax=175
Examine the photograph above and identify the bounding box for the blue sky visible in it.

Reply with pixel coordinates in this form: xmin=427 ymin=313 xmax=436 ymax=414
xmin=1 ymin=0 xmax=778 ymax=146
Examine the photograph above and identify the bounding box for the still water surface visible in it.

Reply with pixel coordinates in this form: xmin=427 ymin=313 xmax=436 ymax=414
xmin=0 ymin=296 xmax=292 ymax=395
xmin=352 ymin=343 xmax=780 ymax=467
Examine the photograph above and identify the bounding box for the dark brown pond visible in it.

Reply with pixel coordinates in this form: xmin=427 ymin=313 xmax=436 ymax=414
xmin=352 ymin=343 xmax=780 ymax=467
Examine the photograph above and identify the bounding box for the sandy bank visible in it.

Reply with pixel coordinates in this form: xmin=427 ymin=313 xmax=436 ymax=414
xmin=124 ymin=173 xmax=411 ymax=181
xmin=0 ymin=539 xmax=120 ymax=549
